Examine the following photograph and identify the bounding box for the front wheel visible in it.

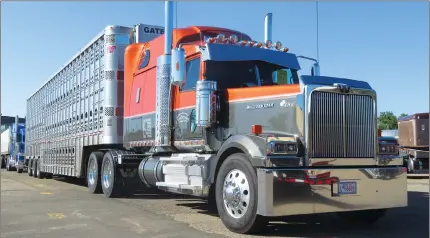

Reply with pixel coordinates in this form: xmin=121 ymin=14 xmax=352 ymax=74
xmin=215 ymin=153 xmax=267 ymax=234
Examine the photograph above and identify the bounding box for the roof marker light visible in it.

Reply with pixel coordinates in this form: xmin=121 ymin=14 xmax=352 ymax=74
xmin=229 ymin=34 xmax=239 ymax=44
xmin=216 ymin=33 xmax=225 ymax=43
xmin=206 ymin=37 xmax=216 ymax=43
xmin=275 ymin=41 xmax=282 ymax=50
xmin=238 ymin=41 xmax=248 ymax=46
xmin=265 ymin=40 xmax=272 ymax=49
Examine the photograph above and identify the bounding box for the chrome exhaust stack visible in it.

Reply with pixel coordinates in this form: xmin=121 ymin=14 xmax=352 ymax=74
xmin=264 ymin=13 xmax=273 ymax=44
xmin=155 ymin=1 xmax=174 ymax=147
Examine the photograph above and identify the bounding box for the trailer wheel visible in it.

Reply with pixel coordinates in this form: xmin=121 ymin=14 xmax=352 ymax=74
xmin=337 ymin=209 xmax=387 ymax=225
xmin=1 ymin=156 xmax=6 ymax=169
xmin=36 ymin=160 xmax=45 ymax=179
xmin=32 ymin=160 xmax=38 ymax=178
xmin=101 ymin=152 xmax=121 ymax=198
xmin=28 ymin=159 xmax=33 ymax=176
xmin=87 ymin=151 xmax=104 ymax=194
xmin=215 ymin=153 xmax=267 ymax=234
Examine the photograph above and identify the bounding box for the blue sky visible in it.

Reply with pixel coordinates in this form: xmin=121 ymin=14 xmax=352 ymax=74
xmin=1 ymin=1 xmax=428 ymax=118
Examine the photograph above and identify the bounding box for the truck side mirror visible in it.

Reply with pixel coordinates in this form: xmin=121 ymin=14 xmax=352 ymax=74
xmin=311 ymin=62 xmax=320 ymax=76
xmin=171 ymin=47 xmax=186 ymax=87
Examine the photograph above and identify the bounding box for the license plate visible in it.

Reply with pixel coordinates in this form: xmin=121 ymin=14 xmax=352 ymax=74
xmin=338 ymin=181 xmax=357 ymax=195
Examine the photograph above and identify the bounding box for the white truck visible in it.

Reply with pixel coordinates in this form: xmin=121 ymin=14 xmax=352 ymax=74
xmin=1 ymin=127 xmax=11 ymax=168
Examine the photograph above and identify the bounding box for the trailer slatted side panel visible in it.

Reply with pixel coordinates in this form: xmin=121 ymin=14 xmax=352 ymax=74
xmin=26 ymin=26 xmax=135 ymax=178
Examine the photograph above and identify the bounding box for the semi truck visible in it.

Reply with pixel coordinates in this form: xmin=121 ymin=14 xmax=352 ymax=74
xmin=24 ymin=1 xmax=407 ymax=234
xmin=398 ymin=113 xmax=429 ymax=174
xmin=1 ymin=116 xmax=26 ymax=172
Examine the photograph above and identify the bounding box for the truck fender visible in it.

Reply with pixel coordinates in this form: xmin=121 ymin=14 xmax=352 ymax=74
xmin=208 ymin=134 xmax=266 ymax=184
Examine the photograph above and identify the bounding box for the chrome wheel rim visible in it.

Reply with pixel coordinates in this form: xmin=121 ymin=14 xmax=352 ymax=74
xmin=102 ymin=159 xmax=112 ymax=189
xmin=88 ymin=159 xmax=96 ymax=185
xmin=222 ymin=169 xmax=250 ymax=219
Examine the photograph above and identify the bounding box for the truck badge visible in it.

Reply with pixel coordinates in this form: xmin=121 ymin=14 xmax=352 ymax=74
xmin=280 ymin=100 xmax=294 ymax=108
xmin=246 ymin=103 xmax=275 ymax=110
xmin=334 ymin=83 xmax=350 ymax=93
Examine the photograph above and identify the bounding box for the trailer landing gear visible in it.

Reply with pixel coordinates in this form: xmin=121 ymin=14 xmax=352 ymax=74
xmin=215 ymin=153 xmax=267 ymax=234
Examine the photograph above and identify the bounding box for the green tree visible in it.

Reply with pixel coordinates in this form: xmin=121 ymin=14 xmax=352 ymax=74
xmin=377 ymin=111 xmax=398 ymax=130
xmin=398 ymin=113 xmax=408 ymax=119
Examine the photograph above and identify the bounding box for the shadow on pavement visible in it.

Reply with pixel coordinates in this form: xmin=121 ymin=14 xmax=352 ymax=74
xmin=176 ymin=191 xmax=429 ymax=237
xmin=50 ymin=175 xmax=429 ymax=237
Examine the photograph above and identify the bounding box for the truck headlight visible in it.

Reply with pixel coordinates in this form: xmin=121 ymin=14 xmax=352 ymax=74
xmin=266 ymin=139 xmax=298 ymax=155
xmin=378 ymin=143 xmax=398 ymax=154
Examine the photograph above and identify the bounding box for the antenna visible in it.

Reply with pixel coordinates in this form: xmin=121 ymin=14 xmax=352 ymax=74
xmin=175 ymin=1 xmax=178 ymax=43
xmin=316 ymin=0 xmax=320 ymax=62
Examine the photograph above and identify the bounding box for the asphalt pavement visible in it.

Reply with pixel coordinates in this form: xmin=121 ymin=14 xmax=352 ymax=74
xmin=1 ymin=170 xmax=429 ymax=238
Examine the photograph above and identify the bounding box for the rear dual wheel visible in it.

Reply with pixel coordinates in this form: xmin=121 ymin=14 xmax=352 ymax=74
xmin=36 ymin=160 xmax=45 ymax=179
xmin=28 ymin=160 xmax=33 ymax=176
xmin=87 ymin=151 xmax=132 ymax=198
xmin=101 ymin=152 xmax=123 ymax=198
xmin=87 ymin=151 xmax=104 ymax=194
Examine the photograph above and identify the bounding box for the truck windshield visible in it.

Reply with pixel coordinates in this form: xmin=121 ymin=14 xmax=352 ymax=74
xmin=205 ymin=60 xmax=299 ymax=90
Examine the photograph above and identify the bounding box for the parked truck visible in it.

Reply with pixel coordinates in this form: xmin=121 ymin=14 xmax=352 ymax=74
xmin=1 ymin=116 xmax=26 ymax=172
xmin=398 ymin=113 xmax=429 ymax=174
xmin=24 ymin=1 xmax=407 ymax=234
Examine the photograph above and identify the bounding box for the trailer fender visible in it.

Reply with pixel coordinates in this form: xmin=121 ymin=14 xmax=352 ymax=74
xmin=209 ymin=134 xmax=266 ymax=184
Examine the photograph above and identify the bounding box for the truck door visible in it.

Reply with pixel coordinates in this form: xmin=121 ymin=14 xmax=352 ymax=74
xmin=172 ymin=56 xmax=203 ymax=141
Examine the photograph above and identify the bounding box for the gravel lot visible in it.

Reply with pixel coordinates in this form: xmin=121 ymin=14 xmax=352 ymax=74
xmin=1 ymin=170 xmax=429 ymax=238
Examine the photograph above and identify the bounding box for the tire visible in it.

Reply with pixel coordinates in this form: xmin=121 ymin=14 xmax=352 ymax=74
xmin=32 ymin=160 xmax=38 ymax=178
xmin=45 ymin=173 xmax=53 ymax=179
xmin=17 ymin=168 xmax=23 ymax=173
xmin=101 ymin=152 xmax=122 ymax=198
xmin=215 ymin=153 xmax=268 ymax=234
xmin=337 ymin=209 xmax=387 ymax=225
xmin=36 ymin=160 xmax=45 ymax=179
xmin=28 ymin=160 xmax=33 ymax=176
xmin=1 ymin=156 xmax=6 ymax=169
xmin=87 ymin=151 xmax=104 ymax=194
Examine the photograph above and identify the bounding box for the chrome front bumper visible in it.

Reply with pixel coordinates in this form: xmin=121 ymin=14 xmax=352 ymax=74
xmin=16 ymin=161 xmax=24 ymax=170
xmin=257 ymin=166 xmax=408 ymax=217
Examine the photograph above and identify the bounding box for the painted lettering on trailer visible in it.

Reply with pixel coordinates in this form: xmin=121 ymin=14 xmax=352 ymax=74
xmin=144 ymin=27 xmax=164 ymax=35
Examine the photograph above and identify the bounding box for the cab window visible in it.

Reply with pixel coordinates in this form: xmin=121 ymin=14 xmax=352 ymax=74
xmin=272 ymin=68 xmax=296 ymax=85
xmin=181 ymin=58 xmax=200 ymax=91
xmin=138 ymin=49 xmax=150 ymax=70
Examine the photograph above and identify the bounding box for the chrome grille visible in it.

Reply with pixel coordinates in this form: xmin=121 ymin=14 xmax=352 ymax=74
xmin=309 ymin=91 xmax=375 ymax=158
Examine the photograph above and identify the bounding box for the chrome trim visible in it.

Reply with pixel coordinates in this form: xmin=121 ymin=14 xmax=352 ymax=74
xmin=304 ymin=84 xmax=378 ymax=166
xmin=257 ymin=167 xmax=407 ymax=217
